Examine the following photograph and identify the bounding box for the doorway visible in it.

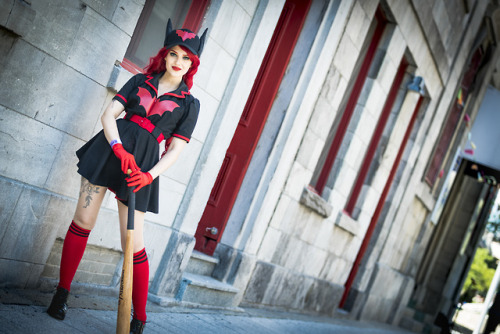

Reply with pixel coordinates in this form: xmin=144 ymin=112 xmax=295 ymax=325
xmin=194 ymin=0 xmax=312 ymax=255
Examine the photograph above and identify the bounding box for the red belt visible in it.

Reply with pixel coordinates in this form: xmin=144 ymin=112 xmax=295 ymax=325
xmin=128 ymin=114 xmax=164 ymax=143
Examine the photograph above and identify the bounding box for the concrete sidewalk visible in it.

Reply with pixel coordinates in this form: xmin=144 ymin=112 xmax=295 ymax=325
xmin=0 ymin=288 xmax=415 ymax=333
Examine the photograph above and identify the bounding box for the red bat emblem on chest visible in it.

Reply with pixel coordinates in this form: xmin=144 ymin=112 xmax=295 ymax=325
xmin=137 ymin=87 xmax=180 ymax=117
xmin=149 ymin=100 xmax=180 ymax=117
xmin=177 ymin=30 xmax=196 ymax=41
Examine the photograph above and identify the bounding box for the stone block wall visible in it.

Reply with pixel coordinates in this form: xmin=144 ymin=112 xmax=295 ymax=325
xmin=0 ymin=177 xmax=74 ymax=288
xmin=169 ymin=0 xmax=285 ymax=237
xmin=358 ymin=263 xmax=415 ymax=323
xmin=0 ymin=0 xmax=146 ymax=288
xmin=326 ymin=24 xmax=409 ymax=223
xmin=378 ymin=197 xmax=429 ymax=271
xmin=1 ymin=0 xmax=496 ymax=325
xmin=0 ymin=0 xmax=287 ymax=300
xmin=348 ymin=0 xmax=492 ymax=323
xmin=236 ymin=0 xmax=492 ymax=322
xmin=249 ymin=0 xmax=385 ymax=302
xmin=0 ymin=0 xmax=225 ymax=290
xmin=409 ymin=0 xmax=476 ymax=80
xmin=144 ymin=0 xmax=287 ymax=298
xmin=242 ymin=261 xmax=344 ymax=315
xmin=42 ymin=238 xmax=122 ymax=286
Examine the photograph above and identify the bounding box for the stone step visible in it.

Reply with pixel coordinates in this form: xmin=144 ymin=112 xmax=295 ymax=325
xmin=176 ymin=272 xmax=239 ymax=308
xmin=400 ymin=315 xmax=425 ymax=333
xmin=401 ymin=306 xmax=415 ymax=319
xmin=185 ymin=250 xmax=219 ymax=276
xmin=400 ymin=307 xmax=443 ymax=334
xmin=148 ymin=293 xmax=244 ymax=312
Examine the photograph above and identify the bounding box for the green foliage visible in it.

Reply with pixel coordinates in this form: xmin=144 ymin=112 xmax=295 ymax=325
xmin=460 ymin=247 xmax=497 ymax=303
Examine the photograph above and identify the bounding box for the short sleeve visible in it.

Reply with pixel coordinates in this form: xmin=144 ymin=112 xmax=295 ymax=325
xmin=172 ymin=98 xmax=200 ymax=143
xmin=112 ymin=74 xmax=143 ymax=106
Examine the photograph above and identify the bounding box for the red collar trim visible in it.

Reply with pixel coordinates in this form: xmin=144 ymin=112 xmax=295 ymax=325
xmin=145 ymin=75 xmax=158 ymax=96
xmin=164 ymin=91 xmax=191 ymax=98
xmin=146 ymin=73 xmax=190 ymax=98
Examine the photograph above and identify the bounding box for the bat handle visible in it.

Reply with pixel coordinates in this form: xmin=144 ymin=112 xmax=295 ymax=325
xmin=127 ymin=187 xmax=135 ymax=231
xmin=117 ymin=170 xmax=136 ymax=334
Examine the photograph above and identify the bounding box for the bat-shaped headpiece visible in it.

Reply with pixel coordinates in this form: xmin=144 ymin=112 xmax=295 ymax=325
xmin=164 ymin=19 xmax=208 ymax=57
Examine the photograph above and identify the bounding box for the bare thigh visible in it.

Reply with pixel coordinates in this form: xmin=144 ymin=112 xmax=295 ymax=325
xmin=117 ymin=200 xmax=145 ymax=253
xmin=73 ymin=177 xmax=107 ymax=230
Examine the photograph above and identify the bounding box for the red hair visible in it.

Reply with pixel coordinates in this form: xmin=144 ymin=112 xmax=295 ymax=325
xmin=143 ymin=46 xmax=200 ymax=90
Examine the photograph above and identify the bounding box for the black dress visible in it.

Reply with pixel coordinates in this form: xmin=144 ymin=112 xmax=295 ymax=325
xmin=76 ymin=72 xmax=200 ymax=213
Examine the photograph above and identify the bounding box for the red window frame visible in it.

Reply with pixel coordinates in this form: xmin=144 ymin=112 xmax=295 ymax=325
xmin=313 ymin=8 xmax=387 ymax=196
xmin=121 ymin=0 xmax=210 ymax=74
xmin=424 ymin=48 xmax=483 ymax=187
xmin=340 ymin=94 xmax=425 ymax=309
xmin=344 ymin=57 xmax=408 ymax=216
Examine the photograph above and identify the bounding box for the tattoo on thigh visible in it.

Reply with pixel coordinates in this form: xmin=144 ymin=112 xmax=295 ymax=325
xmin=81 ymin=179 xmax=101 ymax=208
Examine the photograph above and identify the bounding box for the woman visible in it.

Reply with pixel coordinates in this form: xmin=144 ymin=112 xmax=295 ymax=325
xmin=46 ymin=19 xmax=207 ymax=334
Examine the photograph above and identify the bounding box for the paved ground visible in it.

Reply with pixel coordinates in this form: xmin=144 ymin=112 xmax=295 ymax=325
xmin=452 ymin=302 xmax=483 ymax=333
xmin=0 ymin=288 xmax=416 ymax=333
xmin=450 ymin=302 xmax=500 ymax=334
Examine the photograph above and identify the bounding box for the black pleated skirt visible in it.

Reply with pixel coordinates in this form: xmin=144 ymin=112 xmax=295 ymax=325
xmin=76 ymin=118 xmax=160 ymax=213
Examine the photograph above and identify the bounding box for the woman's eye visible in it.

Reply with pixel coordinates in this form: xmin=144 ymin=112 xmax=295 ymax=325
xmin=170 ymin=52 xmax=176 ymax=57
xmin=183 ymin=56 xmax=190 ymax=61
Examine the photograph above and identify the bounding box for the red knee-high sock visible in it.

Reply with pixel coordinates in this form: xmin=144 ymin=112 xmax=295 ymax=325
xmin=58 ymin=221 xmax=91 ymax=291
xmin=132 ymin=248 xmax=149 ymax=322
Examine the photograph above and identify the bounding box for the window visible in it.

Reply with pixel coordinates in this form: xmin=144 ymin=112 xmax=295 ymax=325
xmin=344 ymin=57 xmax=409 ymax=217
xmin=122 ymin=0 xmax=209 ymax=73
xmin=425 ymin=47 xmax=484 ymax=187
xmin=312 ymin=8 xmax=388 ymax=196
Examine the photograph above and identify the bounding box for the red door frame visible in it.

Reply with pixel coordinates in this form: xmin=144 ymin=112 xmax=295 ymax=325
xmin=339 ymin=95 xmax=425 ymax=308
xmin=314 ymin=8 xmax=387 ymax=195
xmin=344 ymin=57 xmax=408 ymax=216
xmin=194 ymin=0 xmax=312 ymax=255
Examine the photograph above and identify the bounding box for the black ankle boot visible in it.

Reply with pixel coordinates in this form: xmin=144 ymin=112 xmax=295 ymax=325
xmin=47 ymin=287 xmax=69 ymax=320
xmin=130 ymin=318 xmax=146 ymax=334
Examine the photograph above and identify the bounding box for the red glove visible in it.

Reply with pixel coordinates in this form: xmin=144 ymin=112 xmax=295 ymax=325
xmin=126 ymin=170 xmax=153 ymax=193
xmin=161 ymin=137 xmax=173 ymax=158
xmin=112 ymin=143 xmax=139 ymax=175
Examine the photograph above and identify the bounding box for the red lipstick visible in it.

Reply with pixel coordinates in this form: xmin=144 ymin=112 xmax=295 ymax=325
xmin=172 ymin=66 xmax=181 ymax=71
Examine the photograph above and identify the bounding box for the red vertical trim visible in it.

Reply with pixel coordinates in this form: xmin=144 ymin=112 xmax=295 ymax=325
xmin=194 ymin=0 xmax=312 ymax=255
xmin=315 ymin=9 xmax=387 ymax=195
xmin=183 ymin=0 xmax=210 ymax=32
xmin=120 ymin=58 xmax=144 ymax=74
xmin=339 ymin=95 xmax=424 ymax=308
xmin=425 ymin=48 xmax=484 ymax=186
xmin=344 ymin=58 xmax=408 ymax=215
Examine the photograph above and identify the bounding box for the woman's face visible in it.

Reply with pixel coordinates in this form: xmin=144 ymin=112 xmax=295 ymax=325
xmin=164 ymin=45 xmax=192 ymax=78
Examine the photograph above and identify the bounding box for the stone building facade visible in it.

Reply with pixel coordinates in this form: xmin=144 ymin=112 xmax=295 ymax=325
xmin=2 ymin=0 xmax=500 ymax=332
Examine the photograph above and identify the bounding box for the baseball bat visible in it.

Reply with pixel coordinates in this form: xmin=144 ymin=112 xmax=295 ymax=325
xmin=117 ymin=169 xmax=135 ymax=334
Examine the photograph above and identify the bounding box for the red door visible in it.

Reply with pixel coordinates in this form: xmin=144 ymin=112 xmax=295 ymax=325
xmin=194 ymin=0 xmax=311 ymax=255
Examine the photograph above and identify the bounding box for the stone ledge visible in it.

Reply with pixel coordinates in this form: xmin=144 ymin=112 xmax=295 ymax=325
xmin=186 ymin=250 xmax=219 ymax=276
xmin=415 ymin=182 xmax=436 ymax=212
xmin=182 ymin=272 xmax=240 ymax=294
xmin=1 ymin=0 xmax=36 ymax=37
xmin=107 ymin=63 xmax=134 ymax=92
xmin=191 ymin=250 xmax=219 ymax=264
xmin=299 ymin=186 xmax=333 ymax=218
xmin=335 ymin=211 xmax=359 ymax=236
xmin=148 ymin=293 xmax=245 ymax=312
